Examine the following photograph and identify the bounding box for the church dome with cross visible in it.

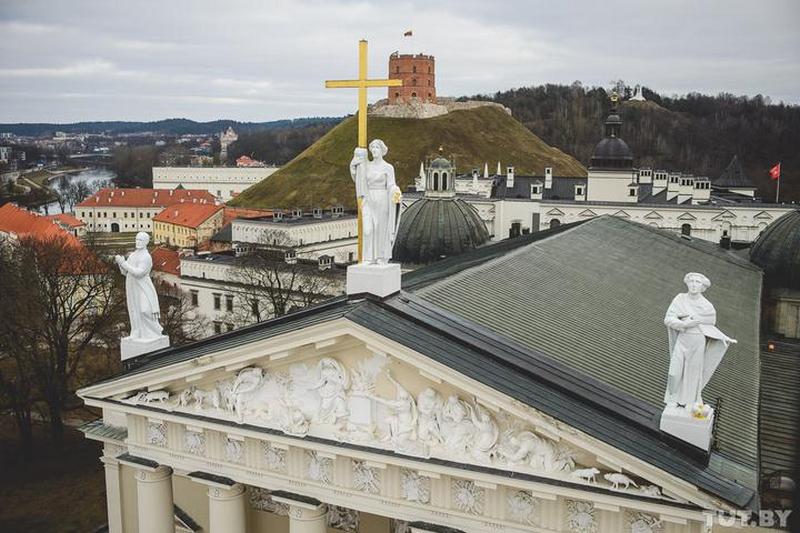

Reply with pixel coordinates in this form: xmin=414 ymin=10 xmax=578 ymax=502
xmin=393 ymin=150 xmax=490 ymax=264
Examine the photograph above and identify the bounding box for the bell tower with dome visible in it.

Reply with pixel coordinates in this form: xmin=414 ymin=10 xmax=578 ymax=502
xmin=586 ymin=92 xmax=639 ymax=203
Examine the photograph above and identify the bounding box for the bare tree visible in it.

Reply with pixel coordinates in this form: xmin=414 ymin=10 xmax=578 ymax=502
xmin=225 ymin=229 xmax=343 ymax=327
xmin=156 ymin=280 xmax=210 ymax=345
xmin=0 ymin=234 xmax=124 ymax=445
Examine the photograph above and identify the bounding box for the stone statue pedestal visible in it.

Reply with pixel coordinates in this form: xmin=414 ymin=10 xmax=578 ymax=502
xmin=659 ymin=405 xmax=714 ymax=450
xmin=346 ymin=263 xmax=401 ymax=298
xmin=121 ymin=335 xmax=170 ymax=361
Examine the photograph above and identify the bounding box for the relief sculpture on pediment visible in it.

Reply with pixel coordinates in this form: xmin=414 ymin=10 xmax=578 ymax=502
xmin=127 ymin=353 xmax=667 ymax=488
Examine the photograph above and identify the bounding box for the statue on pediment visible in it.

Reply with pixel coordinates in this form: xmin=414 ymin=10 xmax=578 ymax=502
xmin=115 ymin=232 xmax=168 ymax=359
xmin=663 ymin=273 xmax=736 ymax=411
xmin=373 ymin=372 xmax=417 ymax=447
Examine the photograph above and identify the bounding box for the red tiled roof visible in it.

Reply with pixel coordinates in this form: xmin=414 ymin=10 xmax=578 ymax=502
xmin=153 ymin=202 xmax=223 ymax=229
xmin=222 ymin=207 xmax=272 ymax=226
xmin=46 ymin=212 xmax=85 ymax=228
xmin=77 ymin=188 xmax=216 ymax=208
xmin=151 ymin=246 xmax=180 ymax=276
xmin=0 ymin=203 xmax=82 ymax=246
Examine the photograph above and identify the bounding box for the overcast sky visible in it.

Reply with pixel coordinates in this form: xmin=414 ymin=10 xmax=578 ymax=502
xmin=1 ymin=0 xmax=798 ymax=123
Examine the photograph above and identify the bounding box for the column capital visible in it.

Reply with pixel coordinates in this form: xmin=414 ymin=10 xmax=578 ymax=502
xmin=207 ymin=483 xmax=246 ymax=501
xmin=272 ymin=491 xmax=326 ymax=521
xmin=135 ymin=465 xmax=172 ymax=483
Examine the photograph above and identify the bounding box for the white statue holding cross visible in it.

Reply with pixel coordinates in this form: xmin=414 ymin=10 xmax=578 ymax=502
xmin=326 ymin=40 xmax=403 ymax=265
xmin=327 ymin=40 xmax=404 ymax=296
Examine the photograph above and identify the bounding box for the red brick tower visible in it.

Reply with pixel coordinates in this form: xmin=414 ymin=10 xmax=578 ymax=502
xmin=388 ymin=52 xmax=436 ymax=104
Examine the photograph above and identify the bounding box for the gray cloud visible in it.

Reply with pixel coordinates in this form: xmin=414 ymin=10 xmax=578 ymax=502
xmin=0 ymin=0 xmax=798 ymax=122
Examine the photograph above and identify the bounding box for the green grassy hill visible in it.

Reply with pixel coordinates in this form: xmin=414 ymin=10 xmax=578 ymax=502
xmin=230 ymin=106 xmax=586 ymax=209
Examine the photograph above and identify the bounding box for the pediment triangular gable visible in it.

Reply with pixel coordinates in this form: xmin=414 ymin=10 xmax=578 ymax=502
xmin=643 ymin=211 xmax=663 ymax=220
xmin=753 ymin=210 xmax=773 ymax=220
xmin=611 ymin=210 xmax=630 ymax=218
xmin=79 ymin=305 xmax=749 ymax=512
xmin=711 ymin=210 xmax=737 ymax=221
xmin=677 ymin=212 xmax=697 ymax=221
xmin=545 ymin=208 xmax=565 ymax=216
xmin=578 ymin=209 xmax=597 ymax=217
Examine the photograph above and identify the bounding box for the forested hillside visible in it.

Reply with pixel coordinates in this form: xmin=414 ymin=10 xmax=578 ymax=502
xmin=469 ymin=83 xmax=800 ymax=200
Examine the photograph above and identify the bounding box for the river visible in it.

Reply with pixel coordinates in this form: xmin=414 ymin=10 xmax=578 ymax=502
xmin=38 ymin=167 xmax=116 ymax=215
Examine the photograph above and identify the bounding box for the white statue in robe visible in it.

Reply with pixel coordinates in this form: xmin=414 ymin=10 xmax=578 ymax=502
xmin=115 ymin=232 xmax=164 ymax=340
xmin=663 ymin=273 xmax=736 ymax=409
xmin=349 ymin=139 xmax=402 ymax=264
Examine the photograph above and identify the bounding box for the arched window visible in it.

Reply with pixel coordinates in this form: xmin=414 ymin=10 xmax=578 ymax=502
xmin=442 ymin=172 xmax=448 ymax=190
xmin=428 ymin=80 xmax=432 ymax=86
xmin=428 ymin=66 xmax=431 ymax=73
xmin=395 ymin=92 xmax=400 ymax=98
xmin=428 ymin=93 xmax=432 ymax=98
xmin=412 ymin=78 xmax=417 ymax=86
xmin=411 ymin=92 xmax=417 ymax=98
xmin=433 ymin=172 xmax=439 ymax=191
xmin=549 ymin=219 xmax=561 ymax=229
xmin=412 ymin=66 xmax=417 ymax=73
xmin=681 ymin=223 xmax=692 ymax=236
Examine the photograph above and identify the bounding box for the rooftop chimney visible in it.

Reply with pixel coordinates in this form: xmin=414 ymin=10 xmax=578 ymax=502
xmin=544 ymin=167 xmax=553 ymax=190
xmin=506 ymin=166 xmax=515 ymax=189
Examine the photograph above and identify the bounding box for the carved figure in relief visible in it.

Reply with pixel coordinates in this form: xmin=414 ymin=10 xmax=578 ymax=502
xmin=628 ymin=512 xmax=663 ymax=533
xmin=309 ymin=358 xmax=350 ymax=424
xmin=571 ymin=467 xmax=600 ymax=484
xmin=639 ymin=485 xmax=662 ymax=498
xmin=134 ymin=390 xmax=169 ymax=404
xmin=508 ymin=490 xmax=537 ymax=525
xmin=441 ymin=395 xmax=475 ymax=451
xmin=566 ymin=500 xmax=597 ymax=533
xmin=193 ymin=387 xmax=220 ymax=410
xmin=498 ymin=430 xmax=575 ymax=472
xmin=225 ymin=438 xmax=243 ymax=463
xmin=416 ymin=388 xmax=444 ymax=445
xmin=469 ymin=400 xmax=499 ymax=461
xmin=372 ymin=372 xmax=417 ymax=447
xmin=604 ymin=472 xmax=638 ymax=490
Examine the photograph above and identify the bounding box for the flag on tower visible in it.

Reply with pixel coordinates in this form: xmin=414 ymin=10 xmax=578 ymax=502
xmin=404 ymin=30 xmax=413 ymax=37
xmin=769 ymin=162 xmax=781 ymax=180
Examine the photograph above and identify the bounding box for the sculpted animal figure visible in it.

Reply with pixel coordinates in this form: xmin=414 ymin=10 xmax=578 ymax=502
xmin=604 ymin=472 xmax=638 ymax=490
xmin=193 ymin=388 xmax=220 ymax=410
xmin=136 ymin=390 xmax=169 ymax=404
xmin=571 ymin=467 xmax=600 ymax=484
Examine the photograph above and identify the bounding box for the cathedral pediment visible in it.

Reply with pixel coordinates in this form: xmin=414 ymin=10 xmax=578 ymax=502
xmin=545 ymin=208 xmax=565 ymax=216
xmin=752 ymin=210 xmax=773 ymax=220
xmin=643 ymin=211 xmax=663 ymax=220
xmin=611 ymin=210 xmax=630 ymax=218
xmin=578 ymin=209 xmax=598 ymax=217
xmin=80 ymin=320 xmax=696 ymax=508
xmin=677 ymin=212 xmax=697 ymax=221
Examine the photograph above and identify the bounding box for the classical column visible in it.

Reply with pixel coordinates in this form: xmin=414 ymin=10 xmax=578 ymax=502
xmin=207 ymin=483 xmax=246 ymax=533
xmin=272 ymin=493 xmax=327 ymax=533
xmin=100 ymin=454 xmax=123 ymax=533
xmin=135 ymin=465 xmax=174 ymax=533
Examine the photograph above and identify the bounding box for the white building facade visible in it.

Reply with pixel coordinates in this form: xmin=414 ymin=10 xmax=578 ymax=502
xmin=152 ymin=166 xmax=278 ymax=201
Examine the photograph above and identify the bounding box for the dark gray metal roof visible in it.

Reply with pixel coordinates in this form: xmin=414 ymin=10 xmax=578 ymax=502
xmin=493 ymin=175 xmax=586 ymax=201
xmin=758 ymin=339 xmax=800 ymax=476
xmin=749 ymin=210 xmax=800 ymax=290
xmin=590 ymin=137 xmax=634 ymax=164
xmin=393 ymin=197 xmax=490 ymax=264
xmin=411 ymin=216 xmax=762 ymax=473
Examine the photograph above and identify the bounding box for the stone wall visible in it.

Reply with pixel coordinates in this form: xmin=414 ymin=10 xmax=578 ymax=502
xmin=369 ymin=98 xmax=511 ymax=120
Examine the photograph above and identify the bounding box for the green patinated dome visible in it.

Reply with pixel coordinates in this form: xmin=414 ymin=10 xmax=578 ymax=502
xmin=428 ymin=156 xmax=452 ymax=169
xmin=393 ymin=197 xmax=490 ymax=264
xmin=749 ymin=210 xmax=800 ymax=290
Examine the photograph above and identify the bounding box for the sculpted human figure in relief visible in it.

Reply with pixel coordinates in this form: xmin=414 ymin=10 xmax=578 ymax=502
xmin=349 ymin=139 xmax=402 ymax=264
xmin=663 ymin=273 xmax=736 ymax=411
xmin=115 ymin=232 xmax=164 ymax=340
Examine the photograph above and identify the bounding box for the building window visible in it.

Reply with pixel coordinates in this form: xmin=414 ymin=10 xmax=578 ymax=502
xmin=549 ymin=219 xmax=561 ymax=229
xmin=213 ymin=293 xmax=221 ymax=310
xmin=411 ymin=92 xmax=417 ymax=97
xmin=576 ymin=187 xmax=584 ymax=196
xmin=213 ymin=321 xmax=222 ymax=334
xmin=190 ymin=290 xmax=198 ymax=307
xmin=412 ymin=65 xmax=417 ymax=73
xmin=225 ymin=294 xmax=234 ymax=312
xmin=681 ymin=223 xmax=692 ymax=236
xmin=629 ymin=189 xmax=636 ymax=197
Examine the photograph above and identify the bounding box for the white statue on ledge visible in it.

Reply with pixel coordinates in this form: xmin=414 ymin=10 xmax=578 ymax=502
xmin=663 ymin=272 xmax=736 ymax=412
xmin=349 ymin=139 xmax=402 ymax=265
xmin=115 ymin=232 xmax=169 ymax=359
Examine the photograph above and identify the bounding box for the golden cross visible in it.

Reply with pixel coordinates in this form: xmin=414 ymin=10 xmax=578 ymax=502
xmin=325 ymin=39 xmax=403 ymax=148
